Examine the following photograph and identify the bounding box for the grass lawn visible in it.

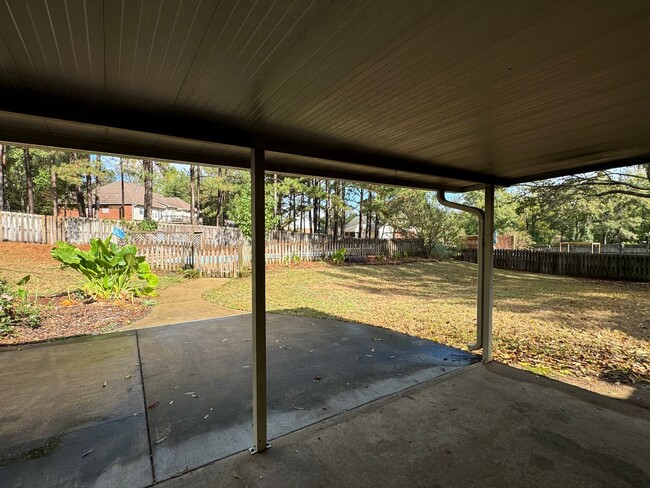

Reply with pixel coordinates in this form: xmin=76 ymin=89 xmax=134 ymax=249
xmin=205 ymin=260 xmax=650 ymax=387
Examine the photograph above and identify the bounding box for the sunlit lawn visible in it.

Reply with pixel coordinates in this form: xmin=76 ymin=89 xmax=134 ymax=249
xmin=205 ymin=260 xmax=650 ymax=386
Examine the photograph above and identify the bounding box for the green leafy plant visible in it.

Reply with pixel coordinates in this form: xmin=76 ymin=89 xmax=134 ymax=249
xmin=137 ymin=218 xmax=158 ymax=232
xmin=0 ymin=276 xmax=40 ymax=336
xmin=51 ymin=237 xmax=159 ymax=300
xmin=183 ymin=268 xmax=200 ymax=279
xmin=332 ymin=247 xmax=347 ymax=265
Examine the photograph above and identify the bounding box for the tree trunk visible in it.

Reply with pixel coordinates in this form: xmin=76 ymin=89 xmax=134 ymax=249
xmin=313 ymin=179 xmax=319 ymax=234
xmin=0 ymin=144 xmax=5 ymax=211
xmin=216 ymin=168 xmax=224 ymax=226
xmin=120 ymin=158 xmax=126 ymax=219
xmin=340 ymin=183 xmax=345 ymax=237
xmin=273 ymin=173 xmax=278 ymax=221
xmin=50 ymin=156 xmax=58 ymax=219
xmin=291 ymin=190 xmax=296 ymax=231
xmin=143 ymin=159 xmax=154 ymax=220
xmin=366 ymin=190 xmax=372 ymax=238
xmin=358 ymin=188 xmax=364 ymax=238
xmin=325 ymin=180 xmax=330 ymax=236
xmin=24 ymin=148 xmax=34 ymax=213
xmin=189 ymin=165 xmax=196 ymax=224
xmin=300 ymin=193 xmax=305 ymax=233
xmin=196 ymin=165 xmax=201 ymax=223
xmin=76 ymin=182 xmax=86 ymax=217
xmin=86 ymin=173 xmax=93 ymax=218
xmin=275 ymin=175 xmax=282 ymax=230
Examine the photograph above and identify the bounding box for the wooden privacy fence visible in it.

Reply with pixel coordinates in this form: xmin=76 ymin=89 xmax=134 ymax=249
xmin=1 ymin=211 xmax=115 ymax=244
xmin=457 ymin=249 xmax=650 ymax=282
xmin=265 ymin=231 xmax=423 ymax=263
xmin=1 ymin=210 xmax=243 ymax=245
xmin=131 ymin=232 xmax=424 ymax=277
xmin=2 ymin=210 xmax=423 ymax=278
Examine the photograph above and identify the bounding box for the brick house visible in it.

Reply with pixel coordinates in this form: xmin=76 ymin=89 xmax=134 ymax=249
xmin=63 ymin=182 xmax=194 ymax=223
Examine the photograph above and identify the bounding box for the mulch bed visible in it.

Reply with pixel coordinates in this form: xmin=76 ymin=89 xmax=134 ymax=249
xmin=0 ymin=296 xmax=150 ymax=346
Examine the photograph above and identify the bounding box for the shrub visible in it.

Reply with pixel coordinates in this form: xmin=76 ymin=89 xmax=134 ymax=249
xmin=51 ymin=237 xmax=159 ymax=300
xmin=183 ymin=268 xmax=201 ymax=279
xmin=0 ymin=276 xmax=40 ymax=336
xmin=429 ymin=243 xmax=450 ymax=260
xmin=137 ymin=218 xmax=158 ymax=232
xmin=332 ymin=247 xmax=346 ymax=265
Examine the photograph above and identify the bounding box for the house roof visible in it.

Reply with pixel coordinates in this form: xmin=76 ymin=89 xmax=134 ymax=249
xmin=98 ymin=182 xmax=190 ymax=210
xmin=343 ymin=216 xmax=385 ymax=233
xmin=1 ymin=2 xmax=649 ymax=190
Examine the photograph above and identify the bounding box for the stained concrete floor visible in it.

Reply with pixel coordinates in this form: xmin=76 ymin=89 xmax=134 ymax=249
xmin=0 ymin=314 xmax=477 ymax=487
xmin=159 ymin=362 xmax=650 ymax=488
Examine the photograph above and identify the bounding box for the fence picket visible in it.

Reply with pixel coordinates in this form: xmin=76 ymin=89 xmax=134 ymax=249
xmin=458 ymin=249 xmax=649 ymax=282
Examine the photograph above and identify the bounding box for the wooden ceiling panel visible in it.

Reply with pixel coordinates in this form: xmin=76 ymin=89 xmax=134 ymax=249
xmin=0 ymin=0 xmax=649 ymax=190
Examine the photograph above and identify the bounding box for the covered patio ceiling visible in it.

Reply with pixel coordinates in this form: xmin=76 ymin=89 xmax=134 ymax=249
xmin=1 ymin=0 xmax=649 ymax=191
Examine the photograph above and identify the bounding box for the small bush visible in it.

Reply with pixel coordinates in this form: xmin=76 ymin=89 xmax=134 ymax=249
xmin=137 ymin=218 xmax=158 ymax=232
xmin=183 ymin=268 xmax=201 ymax=279
xmin=332 ymin=248 xmax=346 ymax=265
xmin=429 ymin=243 xmax=450 ymax=260
xmin=0 ymin=276 xmax=40 ymax=336
xmin=51 ymin=237 xmax=159 ymax=300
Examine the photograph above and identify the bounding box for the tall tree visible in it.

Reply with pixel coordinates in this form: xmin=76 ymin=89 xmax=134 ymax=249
xmin=23 ymin=148 xmax=34 ymax=213
xmin=358 ymin=187 xmax=364 ymax=237
xmin=50 ymin=154 xmax=58 ymax=219
xmin=189 ymin=164 xmax=197 ymax=224
xmin=0 ymin=144 xmax=5 ymax=211
xmin=143 ymin=159 xmax=154 ymax=220
xmin=120 ymin=158 xmax=126 ymax=219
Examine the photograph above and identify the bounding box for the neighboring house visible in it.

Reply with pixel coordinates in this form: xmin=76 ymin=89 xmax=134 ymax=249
xmin=98 ymin=182 xmax=194 ymax=222
xmin=61 ymin=182 xmax=194 ymax=223
xmin=343 ymin=216 xmax=396 ymax=239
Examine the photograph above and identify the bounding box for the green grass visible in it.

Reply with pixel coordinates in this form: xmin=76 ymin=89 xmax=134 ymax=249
xmin=205 ymin=260 xmax=650 ymax=385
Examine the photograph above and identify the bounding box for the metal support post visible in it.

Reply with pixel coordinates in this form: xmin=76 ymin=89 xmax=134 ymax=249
xmin=436 ymin=191 xmax=485 ymax=350
xmin=481 ymin=185 xmax=495 ymax=362
xmin=250 ymin=143 xmax=269 ymax=454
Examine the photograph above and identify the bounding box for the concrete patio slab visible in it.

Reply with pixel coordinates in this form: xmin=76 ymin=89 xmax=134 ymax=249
xmin=0 ymin=313 xmax=477 ymax=487
xmin=158 ymin=362 xmax=650 ymax=488
xmin=0 ymin=332 xmax=152 ymax=488
xmin=137 ymin=314 xmax=477 ymax=481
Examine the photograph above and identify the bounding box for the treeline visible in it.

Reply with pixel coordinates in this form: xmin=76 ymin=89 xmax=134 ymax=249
xmin=1 ymin=144 xmax=649 ymax=248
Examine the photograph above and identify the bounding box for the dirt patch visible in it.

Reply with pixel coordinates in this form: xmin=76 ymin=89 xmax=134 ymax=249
xmin=0 ymin=296 xmax=149 ymax=346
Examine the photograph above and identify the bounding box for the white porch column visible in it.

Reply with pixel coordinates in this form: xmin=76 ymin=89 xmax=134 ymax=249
xmin=481 ymin=185 xmax=495 ymax=362
xmin=250 ymin=143 xmax=268 ymax=453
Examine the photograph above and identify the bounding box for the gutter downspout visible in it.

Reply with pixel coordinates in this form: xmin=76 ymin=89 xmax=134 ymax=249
xmin=436 ymin=191 xmax=485 ymax=351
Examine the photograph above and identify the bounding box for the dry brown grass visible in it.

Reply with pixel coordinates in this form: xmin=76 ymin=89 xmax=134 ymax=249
xmin=206 ymin=260 xmax=650 ymax=386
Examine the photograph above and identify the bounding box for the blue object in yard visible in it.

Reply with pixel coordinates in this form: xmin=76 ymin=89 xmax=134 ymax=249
xmin=112 ymin=227 xmax=126 ymax=239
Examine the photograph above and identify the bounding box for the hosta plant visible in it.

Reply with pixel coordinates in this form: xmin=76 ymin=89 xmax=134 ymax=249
xmin=51 ymin=237 xmax=159 ymax=300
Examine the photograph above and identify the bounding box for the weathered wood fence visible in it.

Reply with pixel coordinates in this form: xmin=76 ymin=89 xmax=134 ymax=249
xmin=457 ymin=249 xmax=650 ymax=282
xmin=133 ymin=234 xmax=423 ymax=277
xmin=0 ymin=210 xmax=244 ymax=245
xmin=1 ymin=211 xmax=422 ymax=278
